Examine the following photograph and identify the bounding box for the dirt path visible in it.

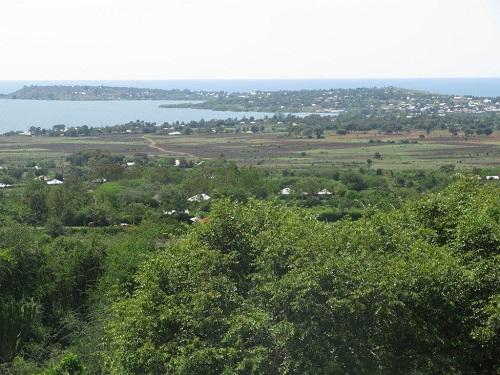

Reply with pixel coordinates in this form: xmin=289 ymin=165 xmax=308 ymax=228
xmin=143 ymin=135 xmax=195 ymax=158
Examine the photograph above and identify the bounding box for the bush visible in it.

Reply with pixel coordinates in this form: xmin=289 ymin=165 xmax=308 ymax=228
xmin=41 ymin=353 xmax=86 ymax=375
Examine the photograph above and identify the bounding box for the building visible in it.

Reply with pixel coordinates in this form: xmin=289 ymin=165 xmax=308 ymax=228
xmin=279 ymin=187 xmax=292 ymax=195
xmin=317 ymin=189 xmax=333 ymax=195
xmin=188 ymin=193 xmax=211 ymax=202
xmin=46 ymin=179 xmax=64 ymax=185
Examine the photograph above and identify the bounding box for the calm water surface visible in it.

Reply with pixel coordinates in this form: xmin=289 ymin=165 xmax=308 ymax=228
xmin=0 ymin=100 xmax=273 ymax=132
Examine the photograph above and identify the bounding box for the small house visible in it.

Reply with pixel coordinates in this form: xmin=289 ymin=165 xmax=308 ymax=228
xmin=317 ymin=189 xmax=332 ymax=196
xmin=46 ymin=179 xmax=64 ymax=185
xmin=279 ymin=187 xmax=292 ymax=195
xmin=188 ymin=193 xmax=211 ymax=202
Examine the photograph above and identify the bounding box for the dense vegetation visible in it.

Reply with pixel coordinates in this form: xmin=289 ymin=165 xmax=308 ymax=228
xmin=0 ymin=149 xmax=498 ymax=374
xmin=0 ymin=150 xmax=473 ymax=226
xmin=105 ymin=181 xmax=499 ymax=374
xmin=0 ymin=175 xmax=498 ymax=374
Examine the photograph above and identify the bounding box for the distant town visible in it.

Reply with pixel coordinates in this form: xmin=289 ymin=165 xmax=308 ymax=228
xmin=2 ymin=85 xmax=499 ymax=117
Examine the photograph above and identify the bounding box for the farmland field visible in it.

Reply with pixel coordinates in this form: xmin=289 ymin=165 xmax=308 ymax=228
xmin=0 ymin=130 xmax=499 ymax=171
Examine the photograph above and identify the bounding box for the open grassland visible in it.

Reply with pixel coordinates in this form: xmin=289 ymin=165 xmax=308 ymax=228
xmin=1 ymin=130 xmax=499 ymax=170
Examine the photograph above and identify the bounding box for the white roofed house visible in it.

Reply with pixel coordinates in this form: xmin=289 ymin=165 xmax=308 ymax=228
xmin=279 ymin=187 xmax=293 ymax=195
xmin=46 ymin=179 xmax=64 ymax=185
xmin=317 ymin=189 xmax=332 ymax=196
xmin=485 ymin=176 xmax=499 ymax=180
xmin=188 ymin=193 xmax=211 ymax=202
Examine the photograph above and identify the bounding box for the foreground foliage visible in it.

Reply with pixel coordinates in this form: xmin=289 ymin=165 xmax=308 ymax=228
xmin=0 ymin=178 xmax=498 ymax=374
xmin=104 ymin=181 xmax=499 ymax=374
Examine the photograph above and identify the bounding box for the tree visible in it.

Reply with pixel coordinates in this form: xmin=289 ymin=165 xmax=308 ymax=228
xmin=304 ymin=128 xmax=313 ymax=139
xmin=45 ymin=216 xmax=64 ymax=237
xmin=464 ymin=128 xmax=474 ymax=138
xmin=24 ymin=181 xmax=48 ymax=225
xmin=41 ymin=353 xmax=87 ymax=375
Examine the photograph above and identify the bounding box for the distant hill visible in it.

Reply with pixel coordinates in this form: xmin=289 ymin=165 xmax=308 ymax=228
xmin=4 ymin=85 xmax=208 ymax=101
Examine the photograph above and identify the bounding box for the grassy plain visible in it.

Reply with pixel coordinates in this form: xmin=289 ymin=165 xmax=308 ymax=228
xmin=0 ymin=130 xmax=499 ymax=171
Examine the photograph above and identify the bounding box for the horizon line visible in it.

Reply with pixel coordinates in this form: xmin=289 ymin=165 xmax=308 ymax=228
xmin=1 ymin=77 xmax=500 ymax=82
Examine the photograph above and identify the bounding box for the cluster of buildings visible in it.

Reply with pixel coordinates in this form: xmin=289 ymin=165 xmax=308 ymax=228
xmin=305 ymin=93 xmax=500 ymax=116
xmin=234 ymin=89 xmax=500 ymax=117
xmin=384 ymin=96 xmax=500 ymax=117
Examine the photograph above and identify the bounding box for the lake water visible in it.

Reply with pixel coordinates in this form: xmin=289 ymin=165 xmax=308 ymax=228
xmin=0 ymin=78 xmax=498 ymax=133
xmin=0 ymin=100 xmax=273 ymax=133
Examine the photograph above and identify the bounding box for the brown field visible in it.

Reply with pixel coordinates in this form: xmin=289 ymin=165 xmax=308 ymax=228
xmin=0 ymin=130 xmax=499 ymax=170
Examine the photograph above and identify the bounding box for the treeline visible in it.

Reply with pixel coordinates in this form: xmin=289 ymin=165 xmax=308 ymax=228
xmin=5 ymin=110 xmax=497 ymax=138
xmin=329 ymin=112 xmax=499 ymax=135
xmin=4 ymin=117 xmax=267 ymax=137
xmin=0 ymin=179 xmax=498 ymax=373
xmin=279 ymin=112 xmax=498 ymax=138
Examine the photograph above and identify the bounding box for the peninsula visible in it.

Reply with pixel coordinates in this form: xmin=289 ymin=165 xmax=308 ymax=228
xmin=0 ymin=85 xmax=209 ymax=101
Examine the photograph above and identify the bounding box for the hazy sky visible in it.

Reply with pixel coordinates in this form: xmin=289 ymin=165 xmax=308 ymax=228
xmin=0 ymin=0 xmax=499 ymax=80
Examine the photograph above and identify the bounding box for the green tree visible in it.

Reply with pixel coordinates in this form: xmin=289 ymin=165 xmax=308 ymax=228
xmin=24 ymin=181 xmax=48 ymax=225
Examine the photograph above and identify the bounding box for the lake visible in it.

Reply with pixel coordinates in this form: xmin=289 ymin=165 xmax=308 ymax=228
xmin=0 ymin=100 xmax=273 ymax=133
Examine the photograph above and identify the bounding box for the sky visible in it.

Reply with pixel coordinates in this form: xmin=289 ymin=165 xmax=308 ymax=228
xmin=0 ymin=0 xmax=499 ymax=80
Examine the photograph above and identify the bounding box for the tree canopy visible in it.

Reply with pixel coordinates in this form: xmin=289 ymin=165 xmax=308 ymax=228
xmin=104 ymin=181 xmax=499 ymax=374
